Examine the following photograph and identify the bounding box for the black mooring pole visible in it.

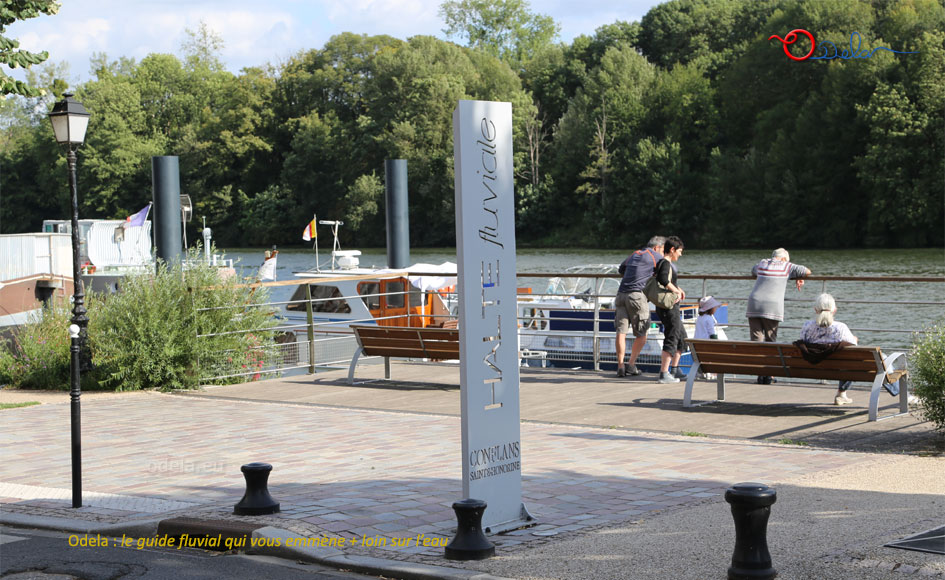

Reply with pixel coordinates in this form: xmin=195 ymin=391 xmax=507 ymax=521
xmin=385 ymin=159 xmax=410 ymax=269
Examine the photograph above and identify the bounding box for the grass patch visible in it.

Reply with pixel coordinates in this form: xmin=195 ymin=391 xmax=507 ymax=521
xmin=681 ymin=431 xmax=708 ymax=437
xmin=0 ymin=401 xmax=41 ymax=410
xmin=776 ymin=438 xmax=810 ymax=446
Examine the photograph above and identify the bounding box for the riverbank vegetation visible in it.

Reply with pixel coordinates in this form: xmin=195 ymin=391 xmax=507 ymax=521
xmin=0 ymin=254 xmax=276 ymax=391
xmin=2 ymin=0 xmax=942 ymax=249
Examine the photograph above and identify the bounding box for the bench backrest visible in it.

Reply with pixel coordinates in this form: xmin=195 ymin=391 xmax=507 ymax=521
xmin=351 ymin=325 xmax=460 ymax=360
xmin=687 ymin=339 xmax=884 ymax=382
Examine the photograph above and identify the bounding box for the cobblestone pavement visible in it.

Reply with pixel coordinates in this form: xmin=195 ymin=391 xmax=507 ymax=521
xmin=0 ymin=392 xmax=874 ymax=564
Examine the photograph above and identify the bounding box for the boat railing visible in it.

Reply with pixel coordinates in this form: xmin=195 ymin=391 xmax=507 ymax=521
xmin=192 ymin=272 xmax=944 ymax=382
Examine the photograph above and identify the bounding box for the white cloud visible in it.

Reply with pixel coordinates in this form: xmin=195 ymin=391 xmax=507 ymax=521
xmin=3 ymin=0 xmax=663 ymax=82
xmin=319 ymin=0 xmax=442 ymax=40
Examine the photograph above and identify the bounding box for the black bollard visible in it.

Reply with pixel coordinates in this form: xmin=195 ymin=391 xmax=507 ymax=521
xmin=444 ymin=498 xmax=495 ymax=560
xmin=234 ymin=462 xmax=280 ymax=515
xmin=725 ymin=482 xmax=777 ymax=580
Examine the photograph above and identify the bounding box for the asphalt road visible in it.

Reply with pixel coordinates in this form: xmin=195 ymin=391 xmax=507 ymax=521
xmin=0 ymin=526 xmax=379 ymax=580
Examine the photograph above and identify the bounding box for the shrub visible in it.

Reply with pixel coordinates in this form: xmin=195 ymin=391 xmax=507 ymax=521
xmin=0 ymin=299 xmax=72 ymax=389
xmin=88 ymin=250 xmax=277 ymax=391
xmin=911 ymin=320 xmax=945 ymax=433
xmin=1 ymin=249 xmax=278 ymax=392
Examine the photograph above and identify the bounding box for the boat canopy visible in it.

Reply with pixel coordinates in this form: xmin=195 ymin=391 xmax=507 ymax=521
xmin=405 ymin=262 xmax=457 ymax=292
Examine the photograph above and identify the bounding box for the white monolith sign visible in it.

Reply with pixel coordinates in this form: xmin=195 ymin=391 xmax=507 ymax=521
xmin=453 ymin=99 xmax=530 ymax=533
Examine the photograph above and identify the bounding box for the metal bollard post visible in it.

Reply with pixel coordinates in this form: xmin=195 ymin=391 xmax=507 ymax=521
xmin=725 ymin=482 xmax=777 ymax=580
xmin=234 ymin=462 xmax=280 ymax=515
xmin=444 ymin=498 xmax=495 ymax=560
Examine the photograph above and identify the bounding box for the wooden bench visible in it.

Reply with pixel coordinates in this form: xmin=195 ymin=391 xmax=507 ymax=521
xmin=348 ymin=325 xmax=459 ymax=384
xmin=684 ymin=339 xmax=910 ymax=421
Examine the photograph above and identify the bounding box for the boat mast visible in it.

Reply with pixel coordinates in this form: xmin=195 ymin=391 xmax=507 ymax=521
xmin=319 ymin=220 xmax=343 ymax=271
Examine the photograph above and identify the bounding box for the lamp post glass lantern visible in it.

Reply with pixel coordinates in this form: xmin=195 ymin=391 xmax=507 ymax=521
xmin=48 ymin=92 xmax=90 ymax=508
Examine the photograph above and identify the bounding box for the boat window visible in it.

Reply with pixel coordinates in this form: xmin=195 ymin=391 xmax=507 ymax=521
xmin=312 ymin=285 xmax=351 ymax=313
xmin=286 ymin=285 xmax=309 ymax=311
xmin=286 ymin=284 xmax=351 ymax=313
xmin=385 ymin=280 xmax=405 ymax=308
xmin=358 ymin=282 xmax=380 ymax=310
xmin=409 ymin=286 xmax=423 ymax=307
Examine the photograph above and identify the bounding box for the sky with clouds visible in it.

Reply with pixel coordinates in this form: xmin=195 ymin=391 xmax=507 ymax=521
xmin=7 ymin=0 xmax=663 ymax=84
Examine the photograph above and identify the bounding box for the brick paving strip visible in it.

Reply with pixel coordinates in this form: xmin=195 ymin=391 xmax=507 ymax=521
xmin=0 ymin=393 xmax=873 ymax=563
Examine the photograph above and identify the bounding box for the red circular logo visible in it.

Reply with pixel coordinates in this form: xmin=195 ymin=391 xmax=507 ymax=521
xmin=769 ymin=29 xmax=817 ymax=61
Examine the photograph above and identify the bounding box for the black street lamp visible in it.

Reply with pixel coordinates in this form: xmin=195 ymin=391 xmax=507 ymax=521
xmin=48 ymin=92 xmax=90 ymax=509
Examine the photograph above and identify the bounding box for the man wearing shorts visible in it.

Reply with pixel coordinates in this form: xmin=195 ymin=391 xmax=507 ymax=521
xmin=614 ymin=236 xmax=665 ymax=377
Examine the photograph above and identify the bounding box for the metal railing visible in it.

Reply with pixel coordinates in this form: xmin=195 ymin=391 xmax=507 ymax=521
xmin=192 ymin=272 xmax=944 ymax=383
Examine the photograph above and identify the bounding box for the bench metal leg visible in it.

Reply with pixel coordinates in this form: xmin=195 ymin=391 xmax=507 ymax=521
xmin=684 ymin=363 xmax=725 ymax=408
xmin=347 ymin=347 xmax=364 ymax=385
xmin=870 ymin=351 xmax=911 ymax=422
xmin=869 ymin=373 xmax=911 ymax=422
xmin=384 ymin=357 xmax=392 ymax=380
xmin=868 ymin=375 xmax=883 ymax=421
xmin=684 ymin=363 xmax=699 ymax=407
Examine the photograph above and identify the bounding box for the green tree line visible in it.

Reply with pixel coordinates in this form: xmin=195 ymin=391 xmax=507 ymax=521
xmin=2 ymin=0 xmax=943 ymax=249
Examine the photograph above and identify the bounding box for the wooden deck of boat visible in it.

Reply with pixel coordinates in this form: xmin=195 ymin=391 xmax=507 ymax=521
xmin=187 ymin=360 xmax=942 ymax=455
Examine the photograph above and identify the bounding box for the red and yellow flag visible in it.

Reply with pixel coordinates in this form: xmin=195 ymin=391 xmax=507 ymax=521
xmin=302 ymin=216 xmax=317 ymax=241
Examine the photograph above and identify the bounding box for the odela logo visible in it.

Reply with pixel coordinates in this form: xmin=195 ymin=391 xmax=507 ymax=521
xmin=769 ymin=29 xmax=918 ymax=61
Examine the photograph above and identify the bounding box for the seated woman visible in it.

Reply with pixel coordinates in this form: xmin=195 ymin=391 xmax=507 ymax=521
xmin=799 ymin=293 xmax=912 ymax=406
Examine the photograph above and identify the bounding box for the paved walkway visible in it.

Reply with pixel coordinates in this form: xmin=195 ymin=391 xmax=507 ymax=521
xmin=1 ymin=364 xmax=943 ymax=579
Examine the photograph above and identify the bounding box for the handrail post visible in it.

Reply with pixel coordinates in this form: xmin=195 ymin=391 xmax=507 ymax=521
xmin=592 ymin=278 xmax=602 ymax=371
xmin=305 ymin=284 xmax=315 ymax=373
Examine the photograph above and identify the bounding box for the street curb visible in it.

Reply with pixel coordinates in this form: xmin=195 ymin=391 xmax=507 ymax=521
xmin=1 ymin=513 xmax=511 ymax=580
xmin=1 ymin=512 xmax=160 ymax=537
xmin=250 ymin=526 xmax=512 ymax=580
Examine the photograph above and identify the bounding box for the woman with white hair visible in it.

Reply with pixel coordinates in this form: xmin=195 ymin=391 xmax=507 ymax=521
xmin=800 ymin=293 xmax=910 ymax=406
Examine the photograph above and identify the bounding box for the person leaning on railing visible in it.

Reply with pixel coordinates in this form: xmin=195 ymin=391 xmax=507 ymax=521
xmin=614 ymin=235 xmax=665 ymax=378
xmin=747 ymin=248 xmax=811 ymax=384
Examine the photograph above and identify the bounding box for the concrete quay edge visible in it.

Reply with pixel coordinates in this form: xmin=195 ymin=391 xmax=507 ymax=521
xmin=0 ymin=512 xmax=512 ymax=580
xmin=254 ymin=526 xmax=513 ymax=580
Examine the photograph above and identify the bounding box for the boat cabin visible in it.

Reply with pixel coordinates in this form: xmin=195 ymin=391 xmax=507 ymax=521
xmin=285 ymin=275 xmax=452 ymax=328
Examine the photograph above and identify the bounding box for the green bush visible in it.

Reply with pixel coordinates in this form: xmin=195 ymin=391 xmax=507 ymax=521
xmin=0 ymin=299 xmax=72 ymax=389
xmin=89 ymin=252 xmax=277 ymax=391
xmin=1 ymin=249 xmax=277 ymax=392
xmin=911 ymin=320 xmax=945 ymax=432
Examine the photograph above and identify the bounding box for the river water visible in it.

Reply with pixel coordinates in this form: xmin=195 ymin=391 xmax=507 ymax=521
xmin=220 ymin=247 xmax=944 ymax=351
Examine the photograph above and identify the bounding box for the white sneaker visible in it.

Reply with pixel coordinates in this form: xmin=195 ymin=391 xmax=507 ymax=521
xmin=834 ymin=393 xmax=852 ymax=405
xmin=658 ymin=372 xmax=680 ymax=384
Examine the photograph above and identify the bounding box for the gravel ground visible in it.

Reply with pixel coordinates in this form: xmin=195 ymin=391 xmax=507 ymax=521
xmin=462 ymin=455 xmax=945 ymax=580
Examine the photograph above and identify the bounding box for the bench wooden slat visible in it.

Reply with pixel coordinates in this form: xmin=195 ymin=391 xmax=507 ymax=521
xmin=360 ymin=334 xmax=423 ymax=347
xmin=697 ymin=364 xmax=877 ymax=382
xmin=697 ymin=356 xmax=883 ymax=373
xmin=353 ymin=327 xmax=458 ymax=341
